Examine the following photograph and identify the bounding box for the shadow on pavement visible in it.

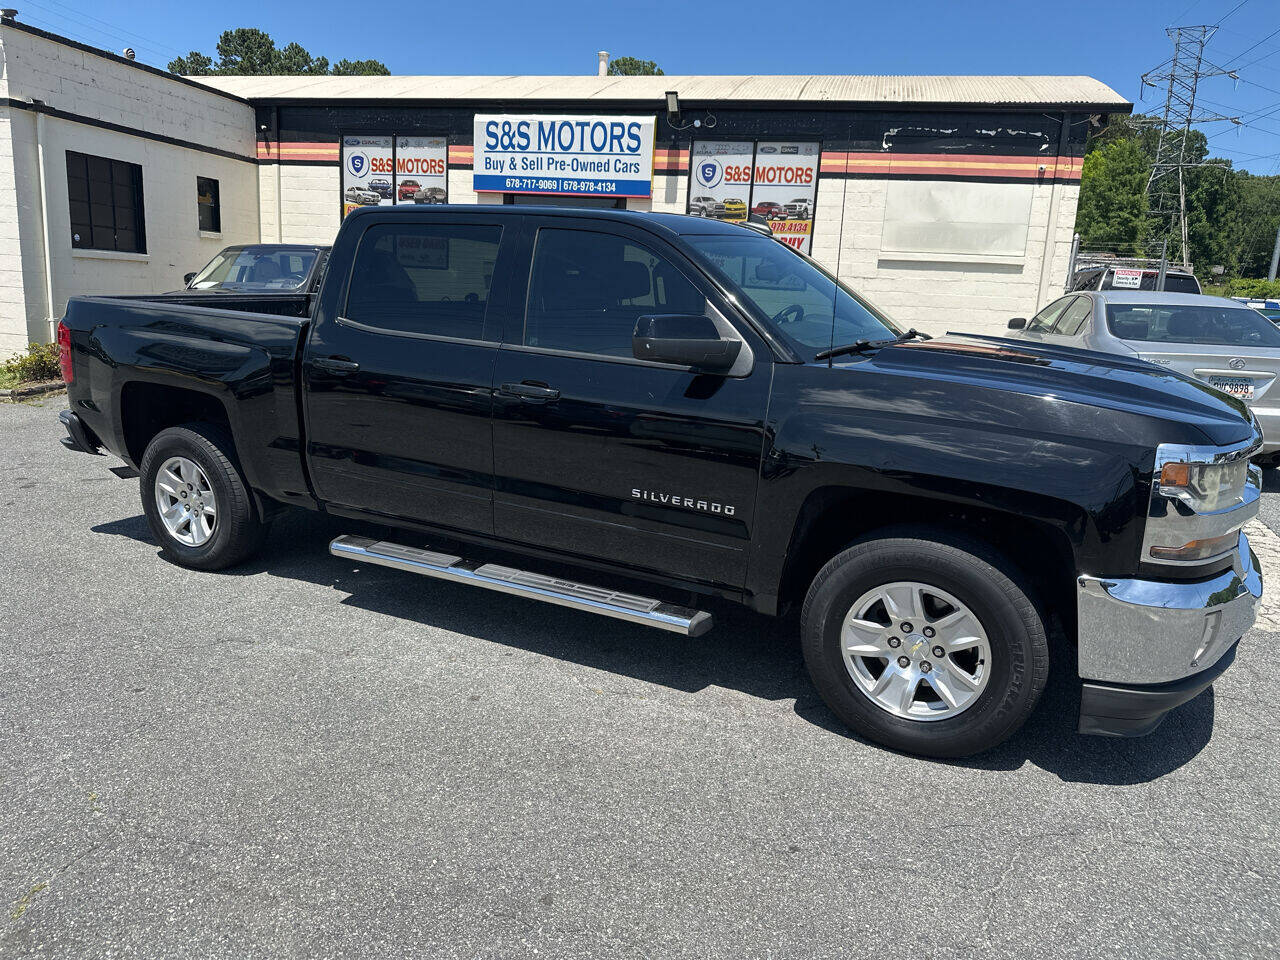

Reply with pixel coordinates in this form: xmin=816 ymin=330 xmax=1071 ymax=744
xmin=92 ymin=508 xmax=1215 ymax=785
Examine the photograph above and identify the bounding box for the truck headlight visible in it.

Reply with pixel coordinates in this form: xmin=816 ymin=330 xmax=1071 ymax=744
xmin=1143 ymin=440 xmax=1261 ymax=565
xmin=1156 ymin=458 xmax=1250 ymax=512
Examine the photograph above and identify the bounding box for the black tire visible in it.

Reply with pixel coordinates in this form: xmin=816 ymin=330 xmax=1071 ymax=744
xmin=800 ymin=531 xmax=1049 ymax=758
xmin=139 ymin=422 xmax=267 ymax=570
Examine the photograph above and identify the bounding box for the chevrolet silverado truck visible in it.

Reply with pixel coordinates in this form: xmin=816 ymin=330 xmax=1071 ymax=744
xmin=56 ymin=206 xmax=1264 ymax=758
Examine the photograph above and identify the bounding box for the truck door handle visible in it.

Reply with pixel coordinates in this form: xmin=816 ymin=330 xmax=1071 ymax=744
xmin=499 ymin=381 xmax=560 ymax=401
xmin=313 ymin=356 xmax=360 ymax=375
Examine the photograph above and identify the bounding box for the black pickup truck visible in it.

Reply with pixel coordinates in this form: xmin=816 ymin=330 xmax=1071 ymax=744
xmin=57 ymin=206 xmax=1264 ymax=758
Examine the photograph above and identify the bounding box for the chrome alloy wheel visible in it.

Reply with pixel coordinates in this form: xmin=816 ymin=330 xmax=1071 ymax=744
xmin=841 ymin=581 xmax=991 ymax=721
xmin=154 ymin=456 xmax=217 ymax=547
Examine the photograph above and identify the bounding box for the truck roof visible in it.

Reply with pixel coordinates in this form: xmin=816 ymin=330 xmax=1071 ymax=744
xmin=341 ymin=203 xmax=755 ymax=238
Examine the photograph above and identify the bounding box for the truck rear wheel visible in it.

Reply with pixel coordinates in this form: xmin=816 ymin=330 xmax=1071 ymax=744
xmin=139 ymin=423 xmax=266 ymax=570
xmin=800 ymin=532 xmax=1048 ymax=758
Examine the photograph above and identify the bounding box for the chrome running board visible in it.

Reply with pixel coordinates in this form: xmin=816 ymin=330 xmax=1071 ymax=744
xmin=329 ymin=535 xmax=713 ymax=637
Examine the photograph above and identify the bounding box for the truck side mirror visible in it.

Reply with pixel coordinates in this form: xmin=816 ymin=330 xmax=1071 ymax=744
xmin=633 ymin=314 xmax=741 ymax=373
xmin=184 ymin=272 xmax=197 ymax=287
xmin=1007 ymin=317 xmax=1027 ymax=330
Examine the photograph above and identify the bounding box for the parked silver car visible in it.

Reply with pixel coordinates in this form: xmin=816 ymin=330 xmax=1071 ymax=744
xmin=1008 ymin=291 xmax=1280 ymax=458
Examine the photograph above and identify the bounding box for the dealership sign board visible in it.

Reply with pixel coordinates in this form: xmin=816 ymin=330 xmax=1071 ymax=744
xmin=688 ymin=140 xmax=820 ymax=253
xmin=342 ymin=136 xmax=448 ymax=216
xmin=688 ymin=141 xmax=755 ymax=223
xmin=751 ymin=142 xmax=820 ymax=254
xmin=473 ymin=114 xmax=655 ymax=198
xmin=342 ymin=136 xmax=394 ymax=215
xmin=396 ymin=137 xmax=448 ymax=206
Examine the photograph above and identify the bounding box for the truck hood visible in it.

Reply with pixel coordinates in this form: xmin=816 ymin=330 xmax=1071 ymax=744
xmin=847 ymin=333 xmax=1256 ymax=449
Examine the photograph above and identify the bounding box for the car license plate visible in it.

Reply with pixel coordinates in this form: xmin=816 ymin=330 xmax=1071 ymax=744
xmin=1208 ymin=376 xmax=1254 ymax=400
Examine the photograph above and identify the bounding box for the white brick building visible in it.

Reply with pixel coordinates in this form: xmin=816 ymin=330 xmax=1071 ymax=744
xmin=0 ymin=16 xmax=1130 ymax=354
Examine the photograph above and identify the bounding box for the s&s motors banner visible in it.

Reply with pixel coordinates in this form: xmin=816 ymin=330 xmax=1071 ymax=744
xmin=751 ymin=142 xmax=820 ymax=254
xmin=473 ymin=114 xmax=655 ymax=198
xmin=396 ymin=136 xmax=448 ymax=205
xmin=688 ymin=140 xmax=821 ymax=253
xmin=342 ymin=136 xmax=394 ymax=216
xmin=688 ymin=141 xmax=755 ymax=223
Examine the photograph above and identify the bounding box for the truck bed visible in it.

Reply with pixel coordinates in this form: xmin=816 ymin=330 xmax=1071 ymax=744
xmin=61 ymin=295 xmax=312 ymax=508
xmin=113 ymin=290 xmax=314 ymax=319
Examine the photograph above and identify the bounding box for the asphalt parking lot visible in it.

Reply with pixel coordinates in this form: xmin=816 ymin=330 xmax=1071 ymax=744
xmin=2 ymin=395 xmax=1278 ymax=959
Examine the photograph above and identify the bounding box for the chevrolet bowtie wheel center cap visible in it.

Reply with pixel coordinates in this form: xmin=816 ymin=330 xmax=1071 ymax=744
xmin=840 ymin=581 xmax=992 ymax=722
xmin=155 ymin=456 xmax=217 ymax=548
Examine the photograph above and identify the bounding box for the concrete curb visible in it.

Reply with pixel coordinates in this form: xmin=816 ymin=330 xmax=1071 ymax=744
xmin=1245 ymin=518 xmax=1280 ymax=632
xmin=0 ymin=380 xmax=65 ymax=401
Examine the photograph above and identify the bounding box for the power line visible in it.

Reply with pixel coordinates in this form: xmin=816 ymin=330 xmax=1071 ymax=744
xmin=22 ymin=0 xmax=185 ymax=55
xmin=1222 ymin=25 xmax=1280 ymax=68
xmin=1219 ymin=0 xmax=1253 ymax=26
xmin=13 ymin=4 xmax=182 ymax=64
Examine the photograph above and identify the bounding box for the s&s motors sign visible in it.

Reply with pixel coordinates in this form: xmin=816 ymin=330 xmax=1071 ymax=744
xmin=473 ymin=114 xmax=655 ymax=198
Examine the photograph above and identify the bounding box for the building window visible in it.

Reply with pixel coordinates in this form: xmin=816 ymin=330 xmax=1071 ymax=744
xmin=197 ymin=177 xmax=221 ymax=233
xmin=65 ymin=151 xmax=146 ymax=254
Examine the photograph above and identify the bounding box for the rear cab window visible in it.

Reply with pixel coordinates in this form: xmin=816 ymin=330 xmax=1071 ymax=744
xmin=1103 ymin=269 xmax=1201 ymax=294
xmin=345 ymin=222 xmax=503 ymax=341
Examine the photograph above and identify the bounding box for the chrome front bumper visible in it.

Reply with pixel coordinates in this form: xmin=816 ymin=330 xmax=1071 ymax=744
xmin=1077 ymin=531 xmax=1262 ymax=686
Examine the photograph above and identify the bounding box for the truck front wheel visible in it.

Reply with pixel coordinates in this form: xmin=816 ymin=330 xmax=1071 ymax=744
xmin=139 ymin=423 xmax=267 ymax=570
xmin=800 ymin=532 xmax=1049 ymax=758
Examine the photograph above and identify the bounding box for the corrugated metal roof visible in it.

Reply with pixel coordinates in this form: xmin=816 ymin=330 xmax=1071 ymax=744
xmin=193 ymin=74 xmax=1130 ymax=108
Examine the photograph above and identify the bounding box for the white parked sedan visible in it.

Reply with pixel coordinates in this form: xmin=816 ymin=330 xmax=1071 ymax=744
xmin=1007 ymin=291 xmax=1280 ymax=460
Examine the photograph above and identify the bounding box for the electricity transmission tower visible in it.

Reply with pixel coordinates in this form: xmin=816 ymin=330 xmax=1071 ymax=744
xmin=1140 ymin=25 xmax=1239 ymax=268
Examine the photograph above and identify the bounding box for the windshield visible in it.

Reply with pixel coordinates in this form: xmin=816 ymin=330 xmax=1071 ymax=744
xmin=1106 ymin=302 xmax=1280 ymax=347
xmin=190 ymin=248 xmax=319 ymax=292
xmin=685 ymin=234 xmax=899 ymax=358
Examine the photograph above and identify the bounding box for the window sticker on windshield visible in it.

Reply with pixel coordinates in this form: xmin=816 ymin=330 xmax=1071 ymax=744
xmin=397 ymin=234 xmax=448 ymax=269
xmin=1112 ymin=268 xmax=1143 ymax=289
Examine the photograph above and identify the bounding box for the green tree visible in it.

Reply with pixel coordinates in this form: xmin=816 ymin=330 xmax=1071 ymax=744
xmin=275 ymin=41 xmax=329 ymax=76
xmin=1231 ymin=174 xmax=1280 ymax=277
xmin=214 ymin=27 xmax=279 ymax=74
xmin=168 ymin=50 xmax=213 ymax=75
xmin=607 ymin=56 xmax=664 ymax=76
xmin=331 ymin=58 xmax=391 ymax=76
xmin=167 ymin=29 xmax=388 ymax=77
xmin=1075 ymin=138 xmax=1151 ymax=254
xmin=1184 ymin=159 xmax=1238 ymax=272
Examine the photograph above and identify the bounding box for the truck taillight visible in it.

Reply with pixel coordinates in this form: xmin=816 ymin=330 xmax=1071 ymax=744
xmin=57 ymin=320 xmax=73 ymax=384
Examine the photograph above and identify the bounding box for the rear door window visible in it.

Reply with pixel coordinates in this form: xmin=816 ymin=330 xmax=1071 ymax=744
xmin=524 ymin=228 xmax=706 ymax=359
xmin=345 ymin=223 xmax=503 ymax=341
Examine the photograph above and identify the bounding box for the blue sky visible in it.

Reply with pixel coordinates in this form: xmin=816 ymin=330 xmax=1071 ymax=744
xmin=18 ymin=0 xmax=1280 ymax=173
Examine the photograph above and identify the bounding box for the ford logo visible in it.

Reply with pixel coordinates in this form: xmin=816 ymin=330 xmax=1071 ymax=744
xmin=1229 ymin=358 xmax=1246 ymax=370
